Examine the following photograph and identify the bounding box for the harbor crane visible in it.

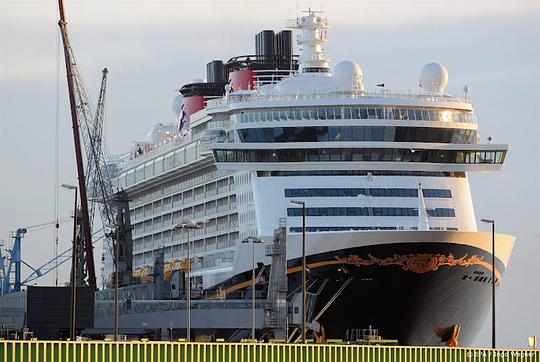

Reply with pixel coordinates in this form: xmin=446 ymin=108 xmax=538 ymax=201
xmin=58 ymin=0 xmax=97 ymax=287
xmin=1 ymin=1 xmax=134 ymax=294
xmin=0 ymin=225 xmax=105 ymax=295
xmin=0 ymin=218 xmax=101 ymax=294
xmin=0 ymin=229 xmax=26 ymax=294
xmin=57 ymin=0 xmax=134 ymax=289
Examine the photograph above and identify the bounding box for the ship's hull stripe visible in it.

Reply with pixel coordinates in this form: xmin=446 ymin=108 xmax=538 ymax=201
xmin=223 ymin=245 xmax=503 ymax=295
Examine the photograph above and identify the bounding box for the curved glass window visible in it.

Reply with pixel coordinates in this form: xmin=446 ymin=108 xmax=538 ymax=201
xmin=213 ymin=148 xmax=506 ymax=164
xmin=238 ymin=106 xmax=475 ymax=124
xmin=290 ymin=226 xmax=398 ymax=232
xmin=258 ymin=171 xmax=466 ymax=177
xmin=238 ymin=126 xmax=476 ymax=144
xmin=286 ymin=207 xmax=455 ymax=217
xmin=284 ymin=188 xmax=452 ymax=198
xmin=288 ymin=226 xmax=458 ymax=232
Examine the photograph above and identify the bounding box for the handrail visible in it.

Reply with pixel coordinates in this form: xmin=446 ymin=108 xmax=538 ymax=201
xmin=214 ymin=90 xmax=472 ymax=107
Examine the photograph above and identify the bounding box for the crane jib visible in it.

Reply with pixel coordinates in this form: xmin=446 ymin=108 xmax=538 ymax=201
xmin=57 ymin=0 xmax=97 ymax=288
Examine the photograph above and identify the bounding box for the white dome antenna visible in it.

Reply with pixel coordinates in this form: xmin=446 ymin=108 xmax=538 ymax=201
xmin=419 ymin=63 xmax=448 ymax=94
xmin=334 ymin=60 xmax=365 ymax=92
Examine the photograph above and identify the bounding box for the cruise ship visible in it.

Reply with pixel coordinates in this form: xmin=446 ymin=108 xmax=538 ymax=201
xmin=108 ymin=11 xmax=516 ymax=345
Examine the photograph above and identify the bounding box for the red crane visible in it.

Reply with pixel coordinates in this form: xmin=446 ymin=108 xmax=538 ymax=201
xmin=57 ymin=0 xmax=97 ymax=287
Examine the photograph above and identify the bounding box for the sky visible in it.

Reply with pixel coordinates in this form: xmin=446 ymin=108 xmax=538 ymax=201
xmin=1 ymin=0 xmax=539 ymax=348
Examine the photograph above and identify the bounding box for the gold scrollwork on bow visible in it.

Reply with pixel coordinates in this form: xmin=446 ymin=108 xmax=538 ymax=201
xmin=335 ymin=253 xmax=486 ymax=274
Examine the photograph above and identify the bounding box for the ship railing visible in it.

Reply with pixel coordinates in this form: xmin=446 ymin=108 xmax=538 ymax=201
xmin=252 ymin=69 xmax=298 ymax=89
xmin=345 ymin=328 xmax=380 ymax=341
xmin=206 ymin=120 xmax=232 ymax=130
xmin=96 ymin=288 xmax=267 ymax=303
xmin=118 ymin=133 xmax=193 ymax=169
xmin=95 ymin=293 xmax=271 ymax=316
xmin=213 ymin=89 xmax=472 ymax=107
xmin=117 ymin=135 xmax=212 ymax=180
xmin=118 ymin=119 xmax=216 ymax=173
xmin=285 ymin=17 xmax=329 ymax=28
xmin=285 ymin=19 xmax=300 ymax=28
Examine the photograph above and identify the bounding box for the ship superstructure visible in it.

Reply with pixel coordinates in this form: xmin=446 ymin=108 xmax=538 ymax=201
xmin=108 ymin=10 xmax=515 ymax=345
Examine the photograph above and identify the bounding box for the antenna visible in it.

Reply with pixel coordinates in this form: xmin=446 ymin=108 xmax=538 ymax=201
xmin=463 ymin=85 xmax=470 ymax=100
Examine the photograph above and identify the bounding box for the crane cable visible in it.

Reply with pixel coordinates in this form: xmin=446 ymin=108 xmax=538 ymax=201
xmin=23 ymin=216 xmax=72 ymax=232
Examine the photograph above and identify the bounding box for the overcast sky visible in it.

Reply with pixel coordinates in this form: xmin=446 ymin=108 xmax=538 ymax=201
xmin=1 ymin=0 xmax=539 ymax=348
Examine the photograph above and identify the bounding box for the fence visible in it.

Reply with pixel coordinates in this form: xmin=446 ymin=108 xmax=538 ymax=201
xmin=1 ymin=340 xmax=538 ymax=362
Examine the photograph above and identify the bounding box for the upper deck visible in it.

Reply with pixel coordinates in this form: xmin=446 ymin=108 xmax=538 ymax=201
xmin=110 ymin=10 xmax=504 ymax=189
xmin=207 ymin=88 xmax=474 ymax=114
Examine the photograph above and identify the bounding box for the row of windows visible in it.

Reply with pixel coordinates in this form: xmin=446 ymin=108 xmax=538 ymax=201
xmin=238 ymin=126 xmax=476 ymax=144
xmin=129 ymin=168 xmax=230 ymax=209
xmin=258 ymin=170 xmax=466 ymax=178
xmin=132 ymin=183 xmax=234 ymax=222
xmin=133 ymin=214 xmax=238 ymax=253
xmin=133 ymin=233 xmax=238 ymax=267
xmin=132 ymin=199 xmax=237 ymax=238
xmin=284 ymin=188 xmax=452 ymax=198
xmin=214 ymin=148 xmax=506 ymax=164
xmin=288 ymin=226 xmax=459 ymax=232
xmin=237 ymin=106 xmax=475 ymax=124
xmin=287 ymin=207 xmax=456 ymax=217
xmin=290 ymin=226 xmax=398 ymax=232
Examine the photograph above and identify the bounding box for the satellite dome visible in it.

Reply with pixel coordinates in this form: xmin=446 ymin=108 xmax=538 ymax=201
xmin=419 ymin=63 xmax=448 ymax=93
xmin=333 ymin=60 xmax=365 ymax=92
xmin=171 ymin=93 xmax=183 ymax=117
xmin=334 ymin=60 xmax=363 ymax=78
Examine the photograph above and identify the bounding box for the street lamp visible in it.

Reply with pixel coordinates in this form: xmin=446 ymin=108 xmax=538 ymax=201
xmin=174 ymin=219 xmax=204 ymax=341
xmin=114 ymin=227 xmax=120 ymax=341
xmin=61 ymin=183 xmax=78 ymax=341
xmin=290 ymin=200 xmax=307 ymax=344
xmin=241 ymin=236 xmax=264 ymax=340
xmin=481 ymin=218 xmax=496 ymax=349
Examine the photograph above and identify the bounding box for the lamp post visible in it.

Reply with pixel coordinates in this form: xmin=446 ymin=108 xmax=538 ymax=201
xmin=290 ymin=200 xmax=306 ymax=344
xmin=62 ymin=183 xmax=78 ymax=341
xmin=242 ymin=236 xmax=264 ymax=340
xmin=114 ymin=227 xmax=120 ymax=341
xmin=481 ymin=218 xmax=496 ymax=349
xmin=174 ymin=219 xmax=203 ymax=341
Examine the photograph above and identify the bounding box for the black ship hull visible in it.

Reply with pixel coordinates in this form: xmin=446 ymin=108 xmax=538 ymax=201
xmin=284 ymin=241 xmax=506 ymax=346
xmin=220 ymin=231 xmax=513 ymax=346
xmin=95 ymin=232 xmax=513 ymax=345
